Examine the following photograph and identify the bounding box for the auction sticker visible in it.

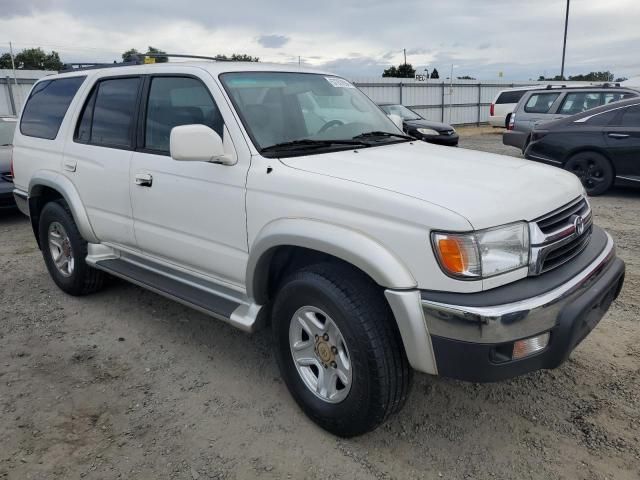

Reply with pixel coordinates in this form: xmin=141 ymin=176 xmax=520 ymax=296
xmin=325 ymin=77 xmax=355 ymax=88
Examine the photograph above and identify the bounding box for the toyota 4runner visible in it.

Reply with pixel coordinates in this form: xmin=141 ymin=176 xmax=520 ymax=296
xmin=12 ymin=59 xmax=625 ymax=437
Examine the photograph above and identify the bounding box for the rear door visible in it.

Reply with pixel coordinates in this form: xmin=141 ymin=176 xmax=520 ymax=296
xmin=518 ymin=92 xmax=562 ymax=130
xmin=63 ymin=76 xmax=142 ymax=248
xmin=604 ymin=104 xmax=640 ymax=179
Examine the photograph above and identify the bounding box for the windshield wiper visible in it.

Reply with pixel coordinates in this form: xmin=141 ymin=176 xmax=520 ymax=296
xmin=260 ymin=138 xmax=370 ymax=154
xmin=352 ymin=131 xmax=414 ymax=141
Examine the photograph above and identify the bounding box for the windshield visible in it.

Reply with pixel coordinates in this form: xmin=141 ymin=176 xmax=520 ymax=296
xmin=0 ymin=119 xmax=16 ymax=146
xmin=380 ymin=104 xmax=421 ymax=121
xmin=219 ymin=72 xmax=405 ymax=154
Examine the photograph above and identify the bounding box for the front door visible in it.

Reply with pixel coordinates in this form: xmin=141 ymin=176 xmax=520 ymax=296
xmin=130 ymin=74 xmax=250 ymax=287
xmin=605 ymin=104 xmax=640 ymax=180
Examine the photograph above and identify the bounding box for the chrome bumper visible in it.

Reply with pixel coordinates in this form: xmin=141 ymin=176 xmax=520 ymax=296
xmin=422 ymin=232 xmax=618 ymax=344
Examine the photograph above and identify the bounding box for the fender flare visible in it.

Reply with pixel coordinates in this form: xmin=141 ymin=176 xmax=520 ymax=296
xmin=246 ymin=218 xmax=417 ymax=304
xmin=29 ymin=171 xmax=99 ymax=244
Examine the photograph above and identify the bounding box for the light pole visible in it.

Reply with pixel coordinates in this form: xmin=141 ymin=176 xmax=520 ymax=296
xmin=560 ymin=0 xmax=570 ymax=79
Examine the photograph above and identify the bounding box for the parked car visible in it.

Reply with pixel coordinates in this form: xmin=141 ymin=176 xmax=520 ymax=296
xmin=524 ymin=97 xmax=640 ymax=195
xmin=0 ymin=116 xmax=17 ymax=209
xmin=378 ymin=103 xmax=458 ymax=146
xmin=503 ymin=85 xmax=639 ymax=152
xmin=488 ymin=86 xmax=537 ymax=128
xmin=12 ymin=59 xmax=625 ymax=437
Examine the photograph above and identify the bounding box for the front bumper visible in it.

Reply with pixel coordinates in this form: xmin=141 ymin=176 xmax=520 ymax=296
xmin=421 ymin=229 xmax=624 ymax=382
xmin=422 ymin=133 xmax=459 ymax=146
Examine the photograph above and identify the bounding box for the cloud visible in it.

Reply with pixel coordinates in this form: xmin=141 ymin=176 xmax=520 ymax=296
xmin=256 ymin=34 xmax=290 ymax=49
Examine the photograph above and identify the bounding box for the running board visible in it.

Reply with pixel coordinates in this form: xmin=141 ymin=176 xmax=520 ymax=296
xmin=91 ymin=257 xmax=262 ymax=332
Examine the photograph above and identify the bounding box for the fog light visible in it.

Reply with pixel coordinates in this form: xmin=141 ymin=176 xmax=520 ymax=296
xmin=512 ymin=332 xmax=550 ymax=360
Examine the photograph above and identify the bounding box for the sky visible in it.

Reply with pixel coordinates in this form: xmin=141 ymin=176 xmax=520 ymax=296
xmin=1 ymin=0 xmax=639 ymax=80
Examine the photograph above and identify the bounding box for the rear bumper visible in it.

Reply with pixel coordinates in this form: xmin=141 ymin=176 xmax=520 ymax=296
xmin=421 ymin=230 xmax=624 ymax=382
xmin=488 ymin=116 xmax=505 ymax=127
xmin=502 ymin=130 xmax=528 ymax=150
xmin=0 ymin=176 xmax=16 ymax=209
xmin=12 ymin=188 xmax=29 ymax=215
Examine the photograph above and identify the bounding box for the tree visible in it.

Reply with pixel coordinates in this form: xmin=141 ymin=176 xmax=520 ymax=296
xmin=122 ymin=48 xmax=141 ymax=62
xmin=0 ymin=48 xmax=63 ymax=70
xmin=382 ymin=63 xmax=415 ymax=78
xmin=615 ymin=77 xmax=628 ymax=83
xmin=214 ymin=53 xmax=259 ymax=62
xmin=430 ymin=68 xmax=439 ymax=79
xmin=457 ymin=75 xmax=476 ymax=80
xmin=538 ymin=71 xmax=617 ymax=82
xmin=146 ymin=46 xmax=168 ymax=63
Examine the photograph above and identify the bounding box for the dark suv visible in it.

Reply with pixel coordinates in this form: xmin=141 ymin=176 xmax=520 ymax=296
xmin=503 ymin=85 xmax=639 ymax=151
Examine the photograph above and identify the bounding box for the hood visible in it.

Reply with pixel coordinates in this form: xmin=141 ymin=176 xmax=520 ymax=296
xmin=404 ymin=119 xmax=453 ymax=132
xmin=280 ymin=141 xmax=583 ymax=230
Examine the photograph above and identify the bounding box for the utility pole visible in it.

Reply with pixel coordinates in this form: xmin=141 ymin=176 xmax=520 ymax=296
xmin=403 ymin=48 xmax=406 ymax=65
xmin=9 ymin=42 xmax=18 ymax=88
xmin=560 ymin=0 xmax=570 ymax=80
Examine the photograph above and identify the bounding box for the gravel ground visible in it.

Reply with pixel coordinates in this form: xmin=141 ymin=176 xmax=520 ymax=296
xmin=1 ymin=128 xmax=639 ymax=479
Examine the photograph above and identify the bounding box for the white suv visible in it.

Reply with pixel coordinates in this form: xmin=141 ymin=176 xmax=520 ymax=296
xmin=12 ymin=60 xmax=625 ymax=437
xmin=488 ymin=86 xmax=538 ymax=128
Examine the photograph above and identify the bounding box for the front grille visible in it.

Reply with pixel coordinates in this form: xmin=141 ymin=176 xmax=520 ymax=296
xmin=530 ymin=196 xmax=593 ymax=275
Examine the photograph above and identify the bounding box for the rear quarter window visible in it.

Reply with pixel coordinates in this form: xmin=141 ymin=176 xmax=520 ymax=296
xmin=523 ymin=93 xmax=560 ymax=114
xmin=496 ymin=90 xmax=526 ymax=104
xmin=20 ymin=76 xmax=86 ymax=140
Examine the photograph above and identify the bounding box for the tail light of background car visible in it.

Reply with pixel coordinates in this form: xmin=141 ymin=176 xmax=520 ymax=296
xmin=508 ymin=114 xmax=515 ymax=130
xmin=489 ymin=103 xmax=495 ymax=116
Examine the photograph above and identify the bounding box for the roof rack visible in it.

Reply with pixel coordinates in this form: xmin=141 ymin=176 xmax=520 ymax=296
xmin=59 ymin=53 xmax=226 ymax=73
xmin=545 ymin=84 xmax=567 ymax=89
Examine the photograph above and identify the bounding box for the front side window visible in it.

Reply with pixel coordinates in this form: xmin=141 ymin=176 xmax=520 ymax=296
xmin=75 ymin=77 xmax=141 ymax=148
xmin=220 ymin=72 xmax=403 ymax=155
xmin=558 ymin=92 xmax=602 ymax=115
xmin=145 ymin=76 xmax=223 ymax=153
xmin=380 ymin=104 xmax=421 ymax=120
xmin=20 ymin=76 xmax=85 ymax=140
xmin=524 ymin=93 xmax=560 ymax=114
xmin=618 ymin=105 xmax=640 ymax=127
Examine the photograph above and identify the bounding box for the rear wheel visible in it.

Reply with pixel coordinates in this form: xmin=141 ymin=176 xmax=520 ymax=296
xmin=39 ymin=201 xmax=106 ymax=295
xmin=565 ymin=151 xmax=613 ymax=196
xmin=272 ymin=263 xmax=412 ymax=437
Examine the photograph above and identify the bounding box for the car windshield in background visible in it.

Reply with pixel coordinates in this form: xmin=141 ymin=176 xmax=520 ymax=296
xmin=0 ymin=119 xmax=16 ymax=146
xmin=380 ymin=104 xmax=421 ymax=121
xmin=220 ymin=72 xmax=407 ymax=156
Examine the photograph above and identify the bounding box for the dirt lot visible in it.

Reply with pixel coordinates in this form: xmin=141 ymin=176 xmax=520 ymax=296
xmin=1 ymin=128 xmax=639 ymax=479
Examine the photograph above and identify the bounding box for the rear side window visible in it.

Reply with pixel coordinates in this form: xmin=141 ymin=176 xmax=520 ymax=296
xmin=144 ymin=76 xmax=223 ymax=153
xmin=584 ymin=110 xmax=617 ymax=126
xmin=496 ymin=90 xmax=526 ymax=104
xmin=20 ymin=76 xmax=85 ymax=140
xmin=75 ymin=77 xmax=141 ymax=148
xmin=523 ymin=93 xmax=560 ymax=114
xmin=558 ymin=92 xmax=602 ymax=115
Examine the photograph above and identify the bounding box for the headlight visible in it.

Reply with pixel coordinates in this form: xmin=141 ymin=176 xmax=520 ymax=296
xmin=432 ymin=222 xmax=529 ymax=279
xmin=417 ymin=127 xmax=439 ymax=136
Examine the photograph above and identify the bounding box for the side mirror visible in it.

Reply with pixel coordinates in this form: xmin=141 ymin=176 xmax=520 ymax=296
xmin=170 ymin=124 xmax=234 ymax=165
xmin=387 ymin=114 xmax=404 ymax=131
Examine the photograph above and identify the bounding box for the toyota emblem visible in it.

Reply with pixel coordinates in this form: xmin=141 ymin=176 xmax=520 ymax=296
xmin=573 ymin=215 xmax=585 ymax=236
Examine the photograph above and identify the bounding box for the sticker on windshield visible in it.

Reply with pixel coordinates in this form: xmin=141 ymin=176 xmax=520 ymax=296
xmin=325 ymin=77 xmax=355 ymax=88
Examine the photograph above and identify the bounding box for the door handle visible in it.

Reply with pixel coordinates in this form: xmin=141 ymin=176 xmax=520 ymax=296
xmin=134 ymin=173 xmax=153 ymax=187
xmin=608 ymin=133 xmax=630 ymax=139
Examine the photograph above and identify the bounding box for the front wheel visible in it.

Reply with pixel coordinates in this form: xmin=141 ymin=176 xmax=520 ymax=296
xmin=565 ymin=151 xmax=613 ymax=196
xmin=272 ymin=263 xmax=412 ymax=437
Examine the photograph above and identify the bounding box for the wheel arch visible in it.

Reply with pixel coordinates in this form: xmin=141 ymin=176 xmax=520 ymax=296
xmin=564 ymin=146 xmax=616 ymax=175
xmin=28 ymin=171 xmax=98 ymax=247
xmin=246 ymin=219 xmax=417 ymax=305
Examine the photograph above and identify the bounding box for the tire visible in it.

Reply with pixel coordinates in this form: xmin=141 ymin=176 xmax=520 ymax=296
xmin=565 ymin=151 xmax=614 ymax=196
xmin=38 ymin=200 xmax=106 ymax=296
xmin=272 ymin=263 xmax=412 ymax=437
xmin=505 ymin=114 xmax=511 ymax=130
